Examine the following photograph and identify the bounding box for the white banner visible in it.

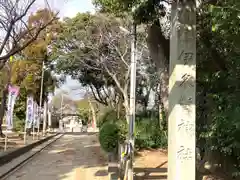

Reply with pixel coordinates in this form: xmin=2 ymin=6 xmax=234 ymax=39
xmin=33 ymin=102 xmax=39 ymax=128
xmin=48 ymin=109 xmax=52 ymax=127
xmin=6 ymin=85 xmax=19 ymax=130
xmin=25 ymin=96 xmax=34 ymax=129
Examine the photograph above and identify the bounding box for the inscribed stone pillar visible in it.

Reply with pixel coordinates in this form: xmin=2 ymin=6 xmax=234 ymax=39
xmin=168 ymin=0 xmax=196 ymax=180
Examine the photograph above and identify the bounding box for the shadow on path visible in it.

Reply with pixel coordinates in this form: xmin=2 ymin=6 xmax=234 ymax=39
xmin=6 ymin=132 xmax=108 ymax=180
xmin=134 ymin=161 xmax=168 ymax=180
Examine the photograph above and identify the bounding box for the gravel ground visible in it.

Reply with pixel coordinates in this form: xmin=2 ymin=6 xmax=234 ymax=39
xmin=6 ymin=133 xmax=108 ymax=180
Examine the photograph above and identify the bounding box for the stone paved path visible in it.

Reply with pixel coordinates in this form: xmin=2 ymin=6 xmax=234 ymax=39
xmin=6 ymin=133 xmax=108 ymax=180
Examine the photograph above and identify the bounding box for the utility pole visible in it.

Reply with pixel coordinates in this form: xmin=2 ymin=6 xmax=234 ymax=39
xmin=38 ymin=60 xmax=44 ymax=137
xmin=39 ymin=0 xmax=51 ymax=136
xmin=128 ymin=16 xmax=137 ymax=180
xmin=119 ymin=8 xmax=137 ymax=180
xmin=168 ymin=1 xmax=196 ymax=180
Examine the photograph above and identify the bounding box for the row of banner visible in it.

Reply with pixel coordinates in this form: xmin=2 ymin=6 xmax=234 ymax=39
xmin=6 ymin=85 xmax=42 ymax=130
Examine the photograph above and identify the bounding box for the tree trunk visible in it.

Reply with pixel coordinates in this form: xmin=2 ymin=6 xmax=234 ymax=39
xmin=117 ymin=100 xmax=120 ymax=119
xmin=123 ymin=98 xmax=129 ymax=124
xmin=88 ymin=97 xmax=96 ymax=129
xmin=0 ymin=86 xmax=7 ymax=137
xmin=159 ymin=69 xmax=169 ymax=117
xmin=147 ymin=23 xmax=170 ymax=117
xmin=0 ymin=63 xmax=10 ymax=137
xmin=158 ymin=94 xmax=164 ymax=130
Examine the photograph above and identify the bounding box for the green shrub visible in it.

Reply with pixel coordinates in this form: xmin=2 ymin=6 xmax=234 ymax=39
xmin=78 ymin=110 xmax=89 ymax=125
xmin=135 ymin=118 xmax=167 ymax=149
xmin=116 ymin=120 xmax=128 ymax=144
xmin=135 ymin=120 xmax=153 ymax=149
xmin=98 ymin=109 xmax=167 ymax=151
xmin=97 ymin=109 xmax=118 ymax=128
xmin=13 ymin=116 xmax=25 ymax=132
xmin=150 ymin=125 xmax=167 ymax=148
xmin=99 ymin=122 xmax=119 ymax=153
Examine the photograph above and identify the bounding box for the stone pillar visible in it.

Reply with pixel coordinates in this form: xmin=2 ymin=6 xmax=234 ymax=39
xmin=168 ymin=1 xmax=196 ymax=180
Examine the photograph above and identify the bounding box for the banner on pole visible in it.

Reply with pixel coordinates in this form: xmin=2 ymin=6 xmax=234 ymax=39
xmin=32 ymin=102 xmax=36 ymax=139
xmin=26 ymin=96 xmax=34 ymax=129
xmin=33 ymin=102 xmax=39 ymax=128
xmin=6 ymin=85 xmax=19 ymax=130
xmin=38 ymin=107 xmax=42 ymax=128
xmin=48 ymin=109 xmax=51 ymax=127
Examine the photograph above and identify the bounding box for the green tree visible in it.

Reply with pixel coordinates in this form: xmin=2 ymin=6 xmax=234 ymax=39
xmin=0 ymin=0 xmax=58 ymax=67
xmin=0 ymin=8 xmax=59 ymax=136
xmin=94 ymin=0 xmax=240 ymax=178
xmin=54 ymin=13 xmax=151 ymax=123
xmin=54 ymin=13 xmax=131 ymax=120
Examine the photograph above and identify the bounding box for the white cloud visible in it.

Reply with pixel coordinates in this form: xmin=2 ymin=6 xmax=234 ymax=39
xmin=33 ymin=0 xmax=95 ymax=18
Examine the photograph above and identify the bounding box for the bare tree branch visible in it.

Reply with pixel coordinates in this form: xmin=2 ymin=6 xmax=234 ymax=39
xmin=0 ymin=0 xmax=37 ymax=54
xmin=104 ymin=33 xmax=130 ymax=67
xmin=101 ymin=57 xmax=126 ymax=95
xmin=0 ymin=0 xmax=58 ymax=66
xmin=89 ymin=85 xmax=108 ymax=106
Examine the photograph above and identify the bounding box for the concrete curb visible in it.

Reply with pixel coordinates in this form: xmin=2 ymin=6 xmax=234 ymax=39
xmin=0 ymin=134 xmax=56 ymax=166
xmin=108 ymin=153 xmax=120 ymax=180
xmin=0 ymin=133 xmax=63 ymax=179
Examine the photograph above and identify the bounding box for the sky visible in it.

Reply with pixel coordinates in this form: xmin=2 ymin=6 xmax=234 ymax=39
xmin=34 ymin=0 xmax=95 ymax=17
xmin=34 ymin=0 xmax=95 ymax=100
xmin=59 ymin=0 xmax=95 ymax=18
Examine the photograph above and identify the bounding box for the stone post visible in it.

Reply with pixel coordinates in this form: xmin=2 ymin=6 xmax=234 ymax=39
xmin=168 ymin=0 xmax=196 ymax=180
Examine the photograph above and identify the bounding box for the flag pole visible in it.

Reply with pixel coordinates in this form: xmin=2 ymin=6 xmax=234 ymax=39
xmin=4 ymin=130 xmax=8 ymax=151
xmin=24 ymin=115 xmax=27 ymax=144
xmin=5 ymin=56 xmax=13 ymax=150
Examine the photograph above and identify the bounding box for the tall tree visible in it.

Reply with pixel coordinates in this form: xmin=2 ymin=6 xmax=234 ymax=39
xmin=55 ymin=13 xmax=130 ymax=120
xmin=0 ymin=0 xmax=58 ymax=67
xmin=0 ymin=7 xmax=58 ymax=136
xmin=93 ymin=0 xmax=240 ymax=178
xmin=54 ymin=13 xmax=149 ymax=122
xmin=93 ymin=0 xmax=170 ymax=116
